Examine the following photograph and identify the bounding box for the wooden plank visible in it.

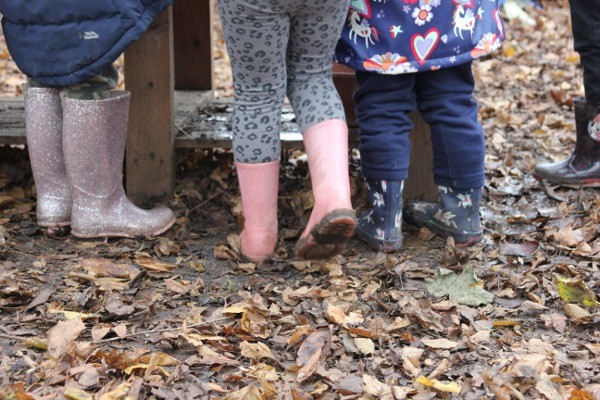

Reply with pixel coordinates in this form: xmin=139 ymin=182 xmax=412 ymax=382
xmin=407 ymin=114 xmax=437 ymax=202
xmin=0 ymin=97 xmax=26 ymax=145
xmin=173 ymin=0 xmax=213 ymax=90
xmin=124 ymin=8 xmax=175 ymax=202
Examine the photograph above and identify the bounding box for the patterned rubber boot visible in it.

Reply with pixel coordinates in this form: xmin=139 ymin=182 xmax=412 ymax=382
xmin=25 ymin=87 xmax=72 ymax=228
xmin=533 ymin=98 xmax=600 ymax=187
xmin=62 ymin=91 xmax=175 ymax=238
xmin=356 ymin=179 xmax=404 ymax=252
xmin=404 ymin=186 xmax=483 ymax=246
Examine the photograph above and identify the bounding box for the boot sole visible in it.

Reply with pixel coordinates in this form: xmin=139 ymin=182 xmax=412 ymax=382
xmin=38 ymin=221 xmax=71 ymax=228
xmin=404 ymin=213 xmax=482 ymax=247
xmin=533 ymin=174 xmax=600 ymax=188
xmin=295 ymin=209 xmax=356 ymax=260
xmin=71 ymin=216 xmax=176 ymax=239
xmin=355 ymin=224 xmax=403 ymax=253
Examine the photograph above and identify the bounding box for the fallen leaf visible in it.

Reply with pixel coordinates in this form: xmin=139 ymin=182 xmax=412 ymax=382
xmin=427 ymin=266 xmax=494 ymax=306
xmin=46 ymin=319 xmax=86 ymax=360
xmin=296 ymin=328 xmax=332 ymax=366
xmin=400 ymin=347 xmax=423 ymax=377
xmin=363 ymin=374 xmax=393 ymax=400
xmin=240 ymin=341 xmax=274 ymax=360
xmin=64 ymin=387 xmax=93 ymax=400
xmin=222 ymin=385 xmax=263 ymax=400
xmin=416 ymin=375 xmax=462 ymax=394
xmin=421 ymin=338 xmax=458 ymax=349
xmin=354 ymin=338 xmax=375 ymax=355
xmin=556 ymin=275 xmax=599 ymax=307
xmin=564 ymin=303 xmax=591 ymax=320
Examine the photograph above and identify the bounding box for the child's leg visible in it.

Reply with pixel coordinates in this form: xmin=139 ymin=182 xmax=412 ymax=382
xmin=414 ymin=62 xmax=485 ymax=190
xmin=217 ymin=0 xmax=289 ymax=164
xmin=353 ymin=71 xmax=417 ymax=251
xmin=217 ymin=0 xmax=291 ymax=260
xmin=284 ymin=0 xmax=356 ymax=260
xmin=404 ymin=63 xmax=484 ymax=245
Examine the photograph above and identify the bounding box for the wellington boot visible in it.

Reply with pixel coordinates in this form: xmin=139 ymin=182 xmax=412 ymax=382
xmin=25 ymin=87 xmax=72 ymax=227
xmin=534 ymin=98 xmax=600 ymax=187
xmin=296 ymin=120 xmax=356 ymax=259
xmin=404 ymin=186 xmax=482 ymax=246
xmin=236 ymin=160 xmax=280 ymax=262
xmin=62 ymin=91 xmax=175 ymax=238
xmin=356 ymin=179 xmax=404 ymax=252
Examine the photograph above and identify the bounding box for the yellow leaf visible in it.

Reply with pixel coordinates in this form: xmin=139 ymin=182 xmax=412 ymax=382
xmin=64 ymin=387 xmax=93 ymax=400
xmin=222 ymin=304 xmax=248 ymax=314
xmin=98 ymin=383 xmax=131 ymax=400
xmin=48 ymin=308 xmax=94 ymax=321
xmin=22 ymin=337 xmax=48 ymax=350
xmin=492 ymin=320 xmax=521 ymax=327
xmin=565 ymin=52 xmax=580 ymax=64
xmin=123 ymin=363 xmax=170 ymax=376
xmin=504 ymin=46 xmax=515 ymax=58
xmin=556 ymin=275 xmax=599 ymax=307
xmin=140 ymin=352 xmax=180 ymax=366
xmin=416 ymin=376 xmax=462 ymax=393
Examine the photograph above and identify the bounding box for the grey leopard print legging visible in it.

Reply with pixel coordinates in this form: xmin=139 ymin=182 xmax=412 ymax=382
xmin=218 ymin=0 xmax=350 ymax=163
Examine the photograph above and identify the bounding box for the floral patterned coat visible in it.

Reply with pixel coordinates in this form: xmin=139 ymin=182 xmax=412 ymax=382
xmin=335 ymin=0 xmax=505 ymax=74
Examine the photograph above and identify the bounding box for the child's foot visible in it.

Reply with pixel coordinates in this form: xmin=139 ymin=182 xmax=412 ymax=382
xmin=356 ymin=179 xmax=404 ymax=252
xmin=404 ymin=186 xmax=483 ymax=246
xmin=295 ymin=208 xmax=356 ymax=260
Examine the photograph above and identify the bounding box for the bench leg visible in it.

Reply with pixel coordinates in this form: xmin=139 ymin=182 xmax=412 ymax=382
xmin=124 ymin=8 xmax=175 ymax=203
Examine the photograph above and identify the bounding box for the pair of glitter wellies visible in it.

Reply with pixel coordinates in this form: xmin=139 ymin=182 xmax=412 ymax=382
xmin=25 ymin=87 xmax=175 ymax=238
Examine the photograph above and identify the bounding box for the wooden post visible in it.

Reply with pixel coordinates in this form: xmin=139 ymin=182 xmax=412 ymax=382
xmin=173 ymin=0 xmax=214 ymax=90
xmin=124 ymin=8 xmax=175 ymax=203
xmin=333 ymin=63 xmax=437 ymax=201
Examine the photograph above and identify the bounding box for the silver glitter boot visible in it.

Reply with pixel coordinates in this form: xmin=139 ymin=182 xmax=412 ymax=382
xmin=62 ymin=91 xmax=175 ymax=238
xmin=25 ymin=87 xmax=72 ymax=228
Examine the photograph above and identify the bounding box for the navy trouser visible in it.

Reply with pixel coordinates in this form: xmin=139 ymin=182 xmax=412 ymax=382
xmin=354 ymin=62 xmax=485 ymax=189
xmin=570 ymin=0 xmax=600 ymax=103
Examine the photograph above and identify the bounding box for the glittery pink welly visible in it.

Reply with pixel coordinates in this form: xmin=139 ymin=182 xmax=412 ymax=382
xmin=61 ymin=91 xmax=175 ymax=238
xmin=25 ymin=87 xmax=72 ymax=227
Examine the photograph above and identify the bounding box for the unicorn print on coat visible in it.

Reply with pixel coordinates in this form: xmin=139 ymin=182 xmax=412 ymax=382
xmin=336 ymin=0 xmax=505 ymax=74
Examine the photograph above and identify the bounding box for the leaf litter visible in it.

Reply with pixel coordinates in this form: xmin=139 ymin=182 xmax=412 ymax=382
xmin=1 ymin=1 xmax=600 ymax=399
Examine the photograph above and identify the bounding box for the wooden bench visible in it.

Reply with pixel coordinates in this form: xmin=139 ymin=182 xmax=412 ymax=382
xmin=0 ymin=0 xmax=437 ymax=202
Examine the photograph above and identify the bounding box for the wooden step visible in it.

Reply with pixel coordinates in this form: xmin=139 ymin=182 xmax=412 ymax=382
xmin=0 ymin=93 xmax=436 ymax=201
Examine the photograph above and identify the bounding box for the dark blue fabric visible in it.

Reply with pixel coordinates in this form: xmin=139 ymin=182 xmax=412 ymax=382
xmin=0 ymin=0 xmax=174 ymax=87
xmin=570 ymin=0 xmax=600 ymax=103
xmin=355 ymin=62 xmax=485 ymax=189
xmin=335 ymin=0 xmax=504 ymax=74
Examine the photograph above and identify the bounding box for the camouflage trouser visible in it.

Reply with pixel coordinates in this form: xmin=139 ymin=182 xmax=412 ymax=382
xmin=29 ymin=64 xmax=119 ymax=100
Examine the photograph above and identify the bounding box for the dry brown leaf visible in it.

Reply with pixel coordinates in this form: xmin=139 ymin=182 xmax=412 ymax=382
xmin=47 ymin=319 xmax=86 ymax=360
xmin=362 ymin=374 xmax=393 ymax=400
xmin=240 ymin=341 xmax=274 ymax=360
xmin=296 ymin=327 xmax=332 ymax=366
xmin=421 ymin=338 xmax=458 ymax=350
xmin=221 ymin=385 xmax=264 ymax=400
xmin=400 ymin=347 xmax=423 ymax=377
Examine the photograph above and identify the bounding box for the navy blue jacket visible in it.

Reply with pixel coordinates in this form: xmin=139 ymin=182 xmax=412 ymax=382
xmin=0 ymin=0 xmax=174 ymax=87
